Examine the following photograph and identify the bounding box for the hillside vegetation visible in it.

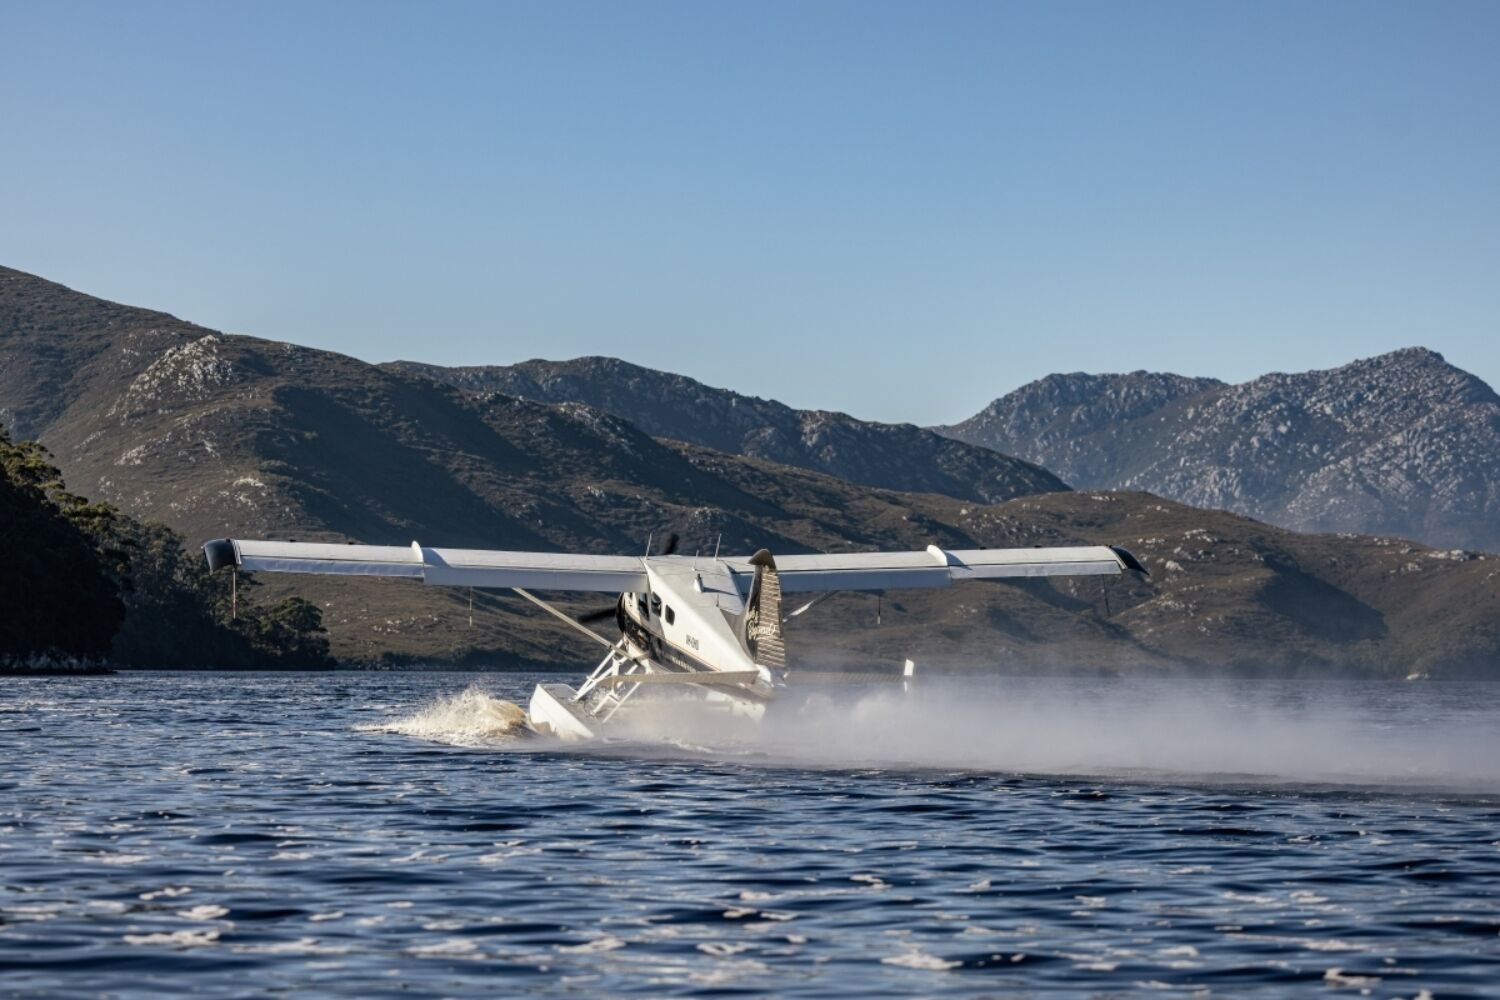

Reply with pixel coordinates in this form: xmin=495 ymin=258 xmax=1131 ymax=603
xmin=0 ymin=427 xmax=331 ymax=670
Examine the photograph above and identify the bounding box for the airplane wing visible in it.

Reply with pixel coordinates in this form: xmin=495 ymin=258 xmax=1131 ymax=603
xmin=201 ymin=538 xmax=648 ymax=592
xmin=722 ymin=545 xmax=1145 ymax=593
xmin=203 ymin=538 xmax=1143 ymax=595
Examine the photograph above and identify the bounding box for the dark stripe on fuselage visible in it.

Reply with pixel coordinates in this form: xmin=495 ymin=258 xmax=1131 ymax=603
xmin=621 ymin=606 xmax=731 ymax=676
xmin=619 ymin=608 xmax=772 ymax=703
xmin=655 ymin=639 xmax=718 ymax=675
xmin=623 ymin=633 xmax=723 ymax=675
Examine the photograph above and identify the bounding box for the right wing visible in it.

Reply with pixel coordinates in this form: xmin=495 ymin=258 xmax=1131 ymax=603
xmin=724 ymin=545 xmax=1145 ymax=593
xmin=202 ymin=538 xmax=648 ymax=592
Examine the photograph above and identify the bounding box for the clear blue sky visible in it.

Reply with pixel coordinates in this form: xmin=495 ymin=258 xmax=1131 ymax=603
xmin=2 ymin=1 xmax=1497 ymax=424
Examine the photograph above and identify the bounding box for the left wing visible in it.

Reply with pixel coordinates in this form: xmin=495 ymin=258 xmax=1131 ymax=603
xmin=202 ymin=539 xmax=647 ymax=592
xmin=204 ymin=538 xmax=1144 ymax=596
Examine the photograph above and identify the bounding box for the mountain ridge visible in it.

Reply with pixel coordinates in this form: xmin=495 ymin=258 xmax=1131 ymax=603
xmin=385 ymin=356 xmax=1069 ymax=504
xmin=938 ymin=348 xmax=1500 ymax=552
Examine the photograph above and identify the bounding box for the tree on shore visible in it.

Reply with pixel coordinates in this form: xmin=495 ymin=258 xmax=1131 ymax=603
xmin=2 ymin=426 xmax=333 ymax=668
xmin=0 ymin=432 xmax=123 ymax=663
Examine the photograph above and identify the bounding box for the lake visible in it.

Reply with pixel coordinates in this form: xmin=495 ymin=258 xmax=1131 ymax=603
xmin=2 ymin=671 xmax=1498 ymax=997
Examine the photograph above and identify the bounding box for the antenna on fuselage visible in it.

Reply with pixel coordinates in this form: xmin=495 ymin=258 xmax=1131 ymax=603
xmin=644 ymin=531 xmax=654 ymax=558
xmin=712 ymin=534 xmax=722 ymax=560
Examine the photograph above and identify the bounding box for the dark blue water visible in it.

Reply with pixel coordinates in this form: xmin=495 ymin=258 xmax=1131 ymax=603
xmin=3 ymin=671 xmax=1499 ymax=997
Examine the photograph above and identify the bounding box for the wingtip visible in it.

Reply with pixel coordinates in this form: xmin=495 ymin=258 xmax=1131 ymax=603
xmin=1110 ymin=545 xmax=1149 ymax=576
xmin=202 ymin=538 xmax=239 ymax=572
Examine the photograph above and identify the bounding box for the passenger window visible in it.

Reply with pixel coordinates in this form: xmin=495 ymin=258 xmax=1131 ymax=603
xmin=665 ymin=606 xmax=675 ymax=626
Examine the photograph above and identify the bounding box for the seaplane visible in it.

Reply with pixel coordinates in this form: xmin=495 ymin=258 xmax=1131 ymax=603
xmin=202 ymin=535 xmax=1146 ymax=741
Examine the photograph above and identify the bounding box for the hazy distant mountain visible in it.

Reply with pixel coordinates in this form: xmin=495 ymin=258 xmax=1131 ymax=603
xmin=938 ymin=350 xmax=1500 ymax=552
xmin=3 ymin=265 xmax=1497 ymax=677
xmin=386 ymin=357 xmax=1068 ymax=504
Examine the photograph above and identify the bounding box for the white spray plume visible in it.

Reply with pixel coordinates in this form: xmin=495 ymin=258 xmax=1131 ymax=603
xmin=618 ymin=678 xmax=1500 ymax=791
xmin=357 ymin=684 xmax=527 ymax=747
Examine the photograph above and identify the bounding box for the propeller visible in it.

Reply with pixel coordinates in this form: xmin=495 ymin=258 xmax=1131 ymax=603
xmin=567 ymin=534 xmax=677 ymax=626
xmin=576 ymin=600 xmax=620 ymax=625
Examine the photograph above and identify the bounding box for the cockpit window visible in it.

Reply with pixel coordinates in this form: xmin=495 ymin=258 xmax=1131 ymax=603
xmin=664 ymin=605 xmax=675 ymax=626
xmin=650 ymin=593 xmax=662 ymax=617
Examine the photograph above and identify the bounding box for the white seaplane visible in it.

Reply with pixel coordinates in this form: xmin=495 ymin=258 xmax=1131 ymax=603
xmin=203 ymin=536 xmax=1145 ymax=740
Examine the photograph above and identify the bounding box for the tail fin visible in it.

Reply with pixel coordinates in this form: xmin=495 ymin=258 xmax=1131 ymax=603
xmin=744 ymin=549 xmax=786 ymax=672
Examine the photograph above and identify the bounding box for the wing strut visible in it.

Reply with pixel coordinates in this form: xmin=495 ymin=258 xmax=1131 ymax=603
xmin=510 ymin=587 xmax=617 ymax=650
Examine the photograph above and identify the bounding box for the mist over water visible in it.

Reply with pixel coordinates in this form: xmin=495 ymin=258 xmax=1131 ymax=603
xmin=570 ymin=677 xmax=1500 ymax=792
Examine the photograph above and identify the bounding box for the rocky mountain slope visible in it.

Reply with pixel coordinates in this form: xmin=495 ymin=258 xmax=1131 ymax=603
xmin=3 ymin=265 xmax=1497 ymax=676
xmin=938 ymin=350 xmax=1500 ymax=552
xmin=387 ymin=357 xmax=1068 ymax=504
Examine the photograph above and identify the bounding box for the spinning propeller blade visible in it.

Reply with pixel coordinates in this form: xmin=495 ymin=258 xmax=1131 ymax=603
xmin=576 ymin=604 xmax=618 ymax=624
xmin=660 ymin=533 xmax=680 ymax=556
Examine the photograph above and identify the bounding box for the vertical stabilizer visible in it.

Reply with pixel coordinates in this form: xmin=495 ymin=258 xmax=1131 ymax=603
xmin=745 ymin=550 xmax=786 ymax=672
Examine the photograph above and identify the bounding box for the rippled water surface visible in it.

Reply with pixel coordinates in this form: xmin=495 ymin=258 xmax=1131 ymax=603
xmin=3 ymin=671 xmax=1500 ymax=997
